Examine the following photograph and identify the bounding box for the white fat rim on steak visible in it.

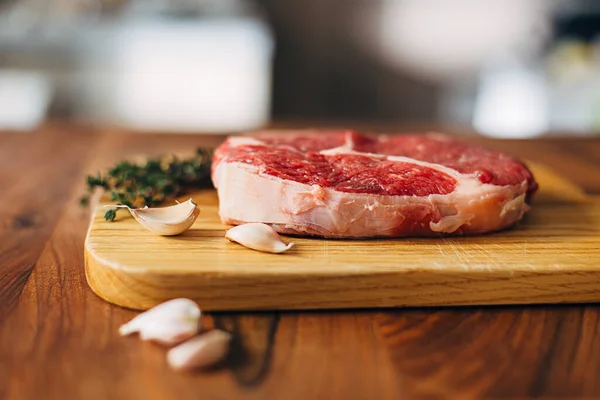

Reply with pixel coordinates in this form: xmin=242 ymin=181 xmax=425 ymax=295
xmin=214 ymin=138 xmax=528 ymax=237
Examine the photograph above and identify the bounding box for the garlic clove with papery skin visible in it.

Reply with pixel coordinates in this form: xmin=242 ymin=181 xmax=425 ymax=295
xmin=225 ymin=223 xmax=294 ymax=253
xmin=107 ymin=198 xmax=200 ymax=236
xmin=119 ymin=298 xmax=201 ymax=346
xmin=167 ymin=330 xmax=232 ymax=371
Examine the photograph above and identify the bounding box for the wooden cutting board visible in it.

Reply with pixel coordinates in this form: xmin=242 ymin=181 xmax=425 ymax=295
xmin=84 ymin=163 xmax=600 ymax=311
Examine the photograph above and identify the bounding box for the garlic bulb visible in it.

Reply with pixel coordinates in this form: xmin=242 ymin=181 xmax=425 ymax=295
xmin=119 ymin=298 xmax=201 ymax=346
xmin=225 ymin=223 xmax=294 ymax=253
xmin=167 ymin=330 xmax=232 ymax=371
xmin=108 ymin=198 xmax=200 ymax=236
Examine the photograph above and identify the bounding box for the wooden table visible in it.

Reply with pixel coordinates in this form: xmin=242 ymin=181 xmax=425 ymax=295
xmin=1 ymin=124 xmax=600 ymax=399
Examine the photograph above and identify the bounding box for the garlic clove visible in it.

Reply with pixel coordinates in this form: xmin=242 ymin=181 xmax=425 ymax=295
xmin=108 ymin=198 xmax=200 ymax=236
xmin=225 ymin=223 xmax=294 ymax=253
xmin=119 ymin=298 xmax=201 ymax=346
xmin=167 ymin=330 xmax=232 ymax=371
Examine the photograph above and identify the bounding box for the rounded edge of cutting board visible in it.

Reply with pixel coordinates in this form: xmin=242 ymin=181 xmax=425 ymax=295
xmin=84 ymin=237 xmax=248 ymax=311
xmin=84 ymin=243 xmax=149 ymax=310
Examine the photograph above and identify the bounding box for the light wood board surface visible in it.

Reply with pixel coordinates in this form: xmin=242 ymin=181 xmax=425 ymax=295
xmin=84 ymin=162 xmax=600 ymax=311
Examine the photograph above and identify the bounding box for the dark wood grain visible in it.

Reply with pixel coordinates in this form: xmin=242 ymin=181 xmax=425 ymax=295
xmin=1 ymin=125 xmax=600 ymax=400
xmin=0 ymin=127 xmax=101 ymax=319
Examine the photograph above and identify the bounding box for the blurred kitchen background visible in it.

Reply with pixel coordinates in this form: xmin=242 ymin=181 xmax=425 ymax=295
xmin=0 ymin=0 xmax=599 ymax=137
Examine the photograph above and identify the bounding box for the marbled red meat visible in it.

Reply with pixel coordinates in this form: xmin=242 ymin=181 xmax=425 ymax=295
xmin=212 ymin=130 xmax=538 ymax=238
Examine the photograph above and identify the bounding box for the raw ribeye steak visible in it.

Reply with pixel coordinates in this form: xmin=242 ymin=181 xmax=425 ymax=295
xmin=211 ymin=130 xmax=538 ymax=238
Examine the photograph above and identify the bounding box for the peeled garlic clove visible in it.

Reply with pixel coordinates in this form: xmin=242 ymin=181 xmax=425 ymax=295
xmin=167 ymin=330 xmax=232 ymax=371
xmin=119 ymin=298 xmax=201 ymax=346
xmin=110 ymin=198 xmax=200 ymax=236
xmin=225 ymin=223 xmax=294 ymax=253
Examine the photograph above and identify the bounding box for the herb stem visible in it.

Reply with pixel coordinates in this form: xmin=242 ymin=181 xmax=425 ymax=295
xmin=81 ymin=148 xmax=213 ymax=221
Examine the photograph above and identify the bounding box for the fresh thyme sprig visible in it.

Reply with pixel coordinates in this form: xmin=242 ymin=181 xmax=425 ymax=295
xmin=81 ymin=148 xmax=214 ymax=221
